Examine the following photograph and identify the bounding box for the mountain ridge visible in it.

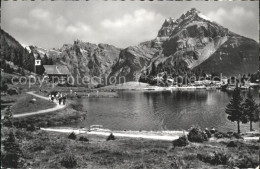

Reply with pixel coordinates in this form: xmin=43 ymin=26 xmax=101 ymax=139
xmin=110 ymin=8 xmax=258 ymax=82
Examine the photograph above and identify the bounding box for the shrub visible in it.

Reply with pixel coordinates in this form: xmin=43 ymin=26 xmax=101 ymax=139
xmin=172 ymin=135 xmax=189 ymax=147
xmin=171 ymin=156 xmax=188 ymax=169
xmin=68 ymin=132 xmax=77 ymax=140
xmin=187 ymin=127 xmax=208 ymax=143
xmin=15 ymin=129 xmax=33 ymax=140
xmin=28 ymin=140 xmax=46 ymax=152
xmin=78 ymin=136 xmax=89 ymax=142
xmin=106 ymin=133 xmax=115 ymax=141
xmin=7 ymin=88 xmax=19 ymax=95
xmin=60 ymin=153 xmax=77 ymax=168
xmin=214 ymin=131 xmax=243 ymax=139
xmin=227 ymin=141 xmax=237 ymax=147
xmin=214 ymin=131 xmax=230 ymax=139
xmin=233 ymin=155 xmax=259 ymax=168
xmin=70 ymin=102 xmax=83 ymax=111
xmin=197 ymin=151 xmax=230 ymax=165
xmin=13 ymin=120 xmax=28 ymax=129
xmin=26 ymin=124 xmax=36 ymax=131
xmin=228 ymin=132 xmax=243 ymax=139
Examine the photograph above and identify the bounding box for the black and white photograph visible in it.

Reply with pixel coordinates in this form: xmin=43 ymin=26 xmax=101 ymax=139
xmin=1 ymin=0 xmax=259 ymax=168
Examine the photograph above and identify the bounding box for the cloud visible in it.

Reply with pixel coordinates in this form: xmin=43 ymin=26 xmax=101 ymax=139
xmin=100 ymin=9 xmax=165 ymax=47
xmin=11 ymin=18 xmax=39 ymax=30
xmin=12 ymin=18 xmax=29 ymax=27
xmin=206 ymin=7 xmax=257 ymax=41
xmin=55 ymin=16 xmax=68 ymax=33
xmin=10 ymin=8 xmax=96 ymax=47
xmin=206 ymin=7 xmax=254 ymax=27
xmin=102 ymin=9 xmax=156 ymax=29
xmin=65 ymin=22 xmax=94 ymax=41
xmin=30 ymin=8 xmax=51 ymax=21
xmin=66 ymin=22 xmax=92 ymax=34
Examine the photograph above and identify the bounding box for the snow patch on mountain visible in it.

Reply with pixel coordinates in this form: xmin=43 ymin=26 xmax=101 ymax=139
xmin=198 ymin=13 xmax=213 ymax=22
xmin=21 ymin=44 xmax=32 ymax=53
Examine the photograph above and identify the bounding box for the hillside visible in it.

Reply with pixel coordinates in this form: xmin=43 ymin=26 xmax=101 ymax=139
xmin=29 ymin=41 xmax=121 ymax=85
xmin=194 ymin=36 xmax=259 ymax=76
xmin=0 ymin=29 xmax=35 ymax=73
xmin=109 ymin=41 xmax=159 ymax=82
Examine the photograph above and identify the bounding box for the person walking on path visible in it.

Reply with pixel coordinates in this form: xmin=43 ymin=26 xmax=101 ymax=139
xmin=48 ymin=94 xmax=51 ymax=102
xmin=51 ymin=95 xmax=54 ymax=102
xmin=63 ymin=95 xmax=67 ymax=105
xmin=56 ymin=92 xmax=60 ymax=101
xmin=11 ymin=91 xmax=67 ymax=119
xmin=58 ymin=96 xmax=62 ymax=105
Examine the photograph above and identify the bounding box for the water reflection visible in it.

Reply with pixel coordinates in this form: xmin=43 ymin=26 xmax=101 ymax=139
xmin=74 ymin=89 xmax=259 ymax=132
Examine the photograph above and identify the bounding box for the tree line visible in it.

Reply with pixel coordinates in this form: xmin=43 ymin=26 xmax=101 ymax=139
xmin=0 ymin=29 xmax=54 ymax=75
xmin=0 ymin=34 xmax=35 ymax=73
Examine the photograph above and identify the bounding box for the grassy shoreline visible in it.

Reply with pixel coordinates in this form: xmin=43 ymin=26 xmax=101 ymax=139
xmin=11 ymin=93 xmax=56 ymax=115
xmin=11 ymin=98 xmax=86 ymax=129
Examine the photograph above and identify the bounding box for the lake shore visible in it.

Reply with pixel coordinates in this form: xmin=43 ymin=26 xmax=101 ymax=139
xmin=40 ymin=127 xmax=259 ymax=141
xmin=12 ymin=98 xmax=87 ymax=129
xmin=41 ymin=127 xmax=188 ymax=141
xmin=101 ymin=81 xmax=209 ymax=91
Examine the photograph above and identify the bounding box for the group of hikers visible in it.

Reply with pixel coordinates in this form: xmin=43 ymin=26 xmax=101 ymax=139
xmin=48 ymin=92 xmax=67 ymax=105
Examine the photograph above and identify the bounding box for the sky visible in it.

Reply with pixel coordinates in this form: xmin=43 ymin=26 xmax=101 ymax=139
xmin=1 ymin=1 xmax=259 ymax=49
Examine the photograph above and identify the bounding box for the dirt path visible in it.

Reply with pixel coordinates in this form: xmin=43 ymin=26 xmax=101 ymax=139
xmin=41 ymin=127 xmax=259 ymax=141
xmin=12 ymin=91 xmax=66 ymax=118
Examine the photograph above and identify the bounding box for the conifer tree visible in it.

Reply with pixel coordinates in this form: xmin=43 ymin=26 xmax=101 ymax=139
xmin=225 ymin=86 xmax=247 ymax=133
xmin=3 ymin=106 xmax=13 ymax=128
xmin=48 ymin=57 xmax=54 ymax=65
xmin=2 ymin=130 xmax=22 ymax=168
xmin=1 ymin=80 xmax=9 ymax=93
xmin=243 ymin=89 xmax=259 ymax=131
xmin=23 ymin=52 xmax=35 ymax=72
xmin=43 ymin=54 xmax=48 ymax=65
xmin=151 ymin=62 xmax=156 ymax=76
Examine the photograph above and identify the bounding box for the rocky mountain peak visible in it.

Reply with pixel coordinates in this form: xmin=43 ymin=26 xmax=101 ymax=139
xmin=186 ymin=8 xmax=200 ymax=16
xmin=176 ymin=8 xmax=208 ymax=26
xmin=157 ymin=8 xmax=208 ymax=39
xmin=157 ymin=17 xmax=177 ymax=38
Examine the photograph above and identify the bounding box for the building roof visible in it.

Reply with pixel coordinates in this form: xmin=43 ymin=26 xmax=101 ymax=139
xmin=43 ymin=65 xmax=70 ymax=75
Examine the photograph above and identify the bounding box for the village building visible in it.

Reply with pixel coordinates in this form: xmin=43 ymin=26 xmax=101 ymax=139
xmin=43 ymin=65 xmax=70 ymax=83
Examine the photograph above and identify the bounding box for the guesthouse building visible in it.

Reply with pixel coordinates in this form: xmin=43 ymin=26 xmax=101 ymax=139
xmin=43 ymin=65 xmax=70 ymax=83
